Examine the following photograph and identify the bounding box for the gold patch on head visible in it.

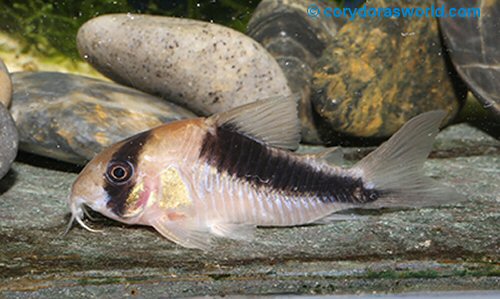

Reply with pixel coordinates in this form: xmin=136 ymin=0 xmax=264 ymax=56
xmin=159 ymin=167 xmax=191 ymax=209
xmin=123 ymin=181 xmax=145 ymax=218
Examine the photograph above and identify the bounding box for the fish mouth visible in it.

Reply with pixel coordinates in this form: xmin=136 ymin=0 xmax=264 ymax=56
xmin=63 ymin=195 xmax=102 ymax=235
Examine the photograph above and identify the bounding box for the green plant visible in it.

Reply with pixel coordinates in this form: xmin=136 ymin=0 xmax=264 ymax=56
xmin=0 ymin=0 xmax=258 ymax=60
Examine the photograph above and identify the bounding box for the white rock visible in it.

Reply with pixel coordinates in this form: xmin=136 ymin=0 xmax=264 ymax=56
xmin=0 ymin=58 xmax=12 ymax=107
xmin=77 ymin=14 xmax=292 ymax=115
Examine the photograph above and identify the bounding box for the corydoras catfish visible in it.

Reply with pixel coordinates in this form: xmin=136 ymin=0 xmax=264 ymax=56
xmin=66 ymin=98 xmax=463 ymax=250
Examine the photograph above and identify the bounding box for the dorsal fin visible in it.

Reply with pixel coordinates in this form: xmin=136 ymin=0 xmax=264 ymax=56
xmin=208 ymin=97 xmax=301 ymax=150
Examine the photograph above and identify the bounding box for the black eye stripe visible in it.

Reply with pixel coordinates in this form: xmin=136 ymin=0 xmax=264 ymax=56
xmin=104 ymin=130 xmax=151 ymax=216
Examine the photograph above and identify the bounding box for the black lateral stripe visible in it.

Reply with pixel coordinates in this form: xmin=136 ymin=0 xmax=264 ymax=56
xmin=199 ymin=123 xmax=381 ymax=204
xmin=229 ymin=135 xmax=248 ymax=175
xmin=104 ymin=130 xmax=151 ymax=216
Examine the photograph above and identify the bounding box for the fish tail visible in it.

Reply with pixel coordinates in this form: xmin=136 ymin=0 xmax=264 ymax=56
xmin=352 ymin=111 xmax=465 ymax=208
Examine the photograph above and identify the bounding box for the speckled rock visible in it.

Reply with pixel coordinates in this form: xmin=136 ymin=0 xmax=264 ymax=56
xmin=0 ymin=57 xmax=12 ymax=107
xmin=312 ymin=0 xmax=466 ymax=141
xmin=0 ymin=103 xmax=18 ymax=180
xmin=438 ymin=0 xmax=500 ymax=119
xmin=10 ymin=72 xmax=196 ymax=164
xmin=77 ymin=14 xmax=292 ymax=116
xmin=247 ymin=0 xmax=342 ymax=144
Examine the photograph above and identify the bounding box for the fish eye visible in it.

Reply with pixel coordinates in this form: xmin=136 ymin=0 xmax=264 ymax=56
xmin=106 ymin=161 xmax=133 ymax=184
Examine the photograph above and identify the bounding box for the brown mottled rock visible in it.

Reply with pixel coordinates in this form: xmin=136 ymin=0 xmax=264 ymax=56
xmin=312 ymin=0 xmax=465 ymax=141
xmin=0 ymin=103 xmax=18 ymax=180
xmin=247 ymin=0 xmax=342 ymax=144
xmin=0 ymin=57 xmax=12 ymax=107
xmin=77 ymin=14 xmax=292 ymax=116
xmin=10 ymin=72 xmax=196 ymax=164
xmin=438 ymin=0 xmax=500 ymax=119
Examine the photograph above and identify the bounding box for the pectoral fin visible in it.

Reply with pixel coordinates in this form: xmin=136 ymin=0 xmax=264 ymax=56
xmin=151 ymin=217 xmax=212 ymax=251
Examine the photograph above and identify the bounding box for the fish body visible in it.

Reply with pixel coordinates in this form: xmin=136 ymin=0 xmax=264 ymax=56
xmin=68 ymin=98 xmax=462 ymax=250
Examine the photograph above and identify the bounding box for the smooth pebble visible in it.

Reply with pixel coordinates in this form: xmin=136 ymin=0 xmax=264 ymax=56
xmin=0 ymin=103 xmax=18 ymax=179
xmin=10 ymin=72 xmax=196 ymax=164
xmin=438 ymin=0 xmax=500 ymax=119
xmin=0 ymin=57 xmax=12 ymax=107
xmin=77 ymin=14 xmax=292 ymax=116
xmin=311 ymin=0 xmax=465 ymax=141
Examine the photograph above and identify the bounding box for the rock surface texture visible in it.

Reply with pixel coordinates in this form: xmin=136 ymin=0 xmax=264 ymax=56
xmin=10 ymin=72 xmax=196 ymax=164
xmin=247 ymin=0 xmax=342 ymax=144
xmin=0 ymin=103 xmax=18 ymax=180
xmin=312 ymin=0 xmax=465 ymax=141
xmin=438 ymin=0 xmax=500 ymax=119
xmin=77 ymin=14 xmax=292 ymax=116
xmin=0 ymin=123 xmax=498 ymax=297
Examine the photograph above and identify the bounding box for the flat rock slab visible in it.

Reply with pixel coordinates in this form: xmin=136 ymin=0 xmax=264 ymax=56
xmin=0 ymin=124 xmax=498 ymax=297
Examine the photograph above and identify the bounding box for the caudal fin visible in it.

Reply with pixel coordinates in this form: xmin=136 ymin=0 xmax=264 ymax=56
xmin=353 ymin=111 xmax=464 ymax=208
